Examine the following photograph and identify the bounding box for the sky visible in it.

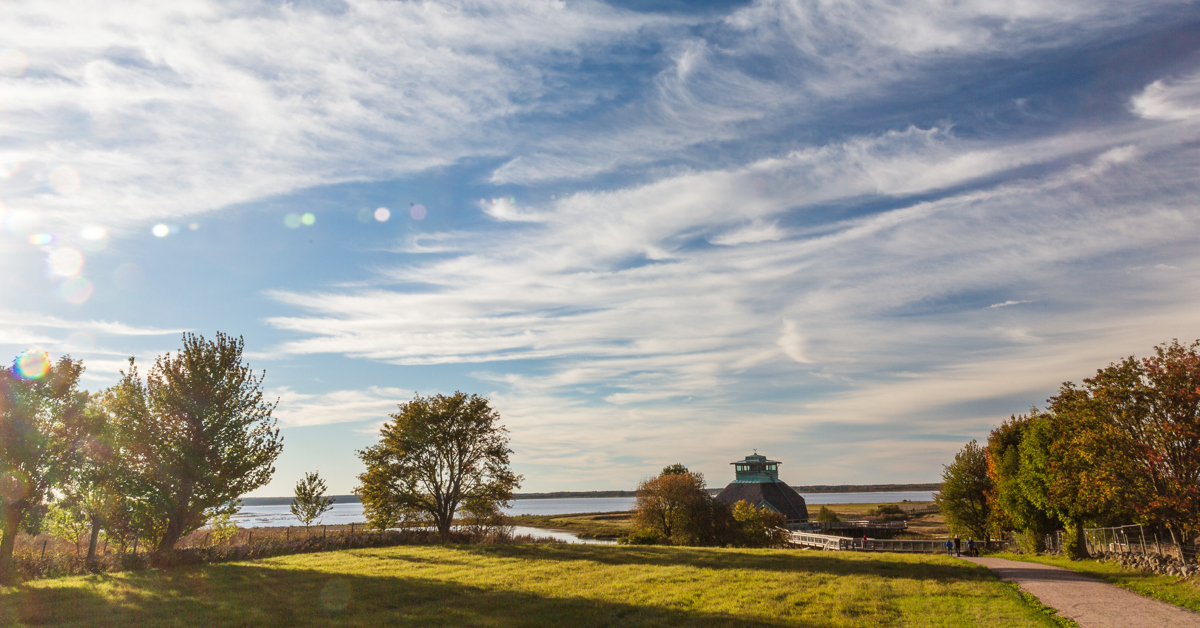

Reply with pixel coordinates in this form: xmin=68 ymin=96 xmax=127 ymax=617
xmin=2 ymin=0 xmax=1200 ymax=496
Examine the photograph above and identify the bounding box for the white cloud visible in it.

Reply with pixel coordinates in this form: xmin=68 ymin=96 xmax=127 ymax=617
xmin=260 ymin=102 xmax=1200 ymax=484
xmin=1132 ymin=73 xmax=1200 ymax=121
xmin=0 ymin=0 xmax=668 ymax=233
xmin=271 ymin=385 xmax=411 ymax=428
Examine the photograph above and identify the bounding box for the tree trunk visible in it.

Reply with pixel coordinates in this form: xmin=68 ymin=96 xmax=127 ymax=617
xmin=86 ymin=514 xmax=102 ymax=571
xmin=1064 ymin=520 xmax=1088 ymax=559
xmin=0 ymin=506 xmax=23 ymax=584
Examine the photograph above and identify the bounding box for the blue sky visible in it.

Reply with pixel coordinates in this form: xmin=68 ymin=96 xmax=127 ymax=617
xmin=3 ymin=0 xmax=1200 ymax=496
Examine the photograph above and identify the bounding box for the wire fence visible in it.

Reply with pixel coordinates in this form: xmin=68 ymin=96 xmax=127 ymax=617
xmin=1084 ymin=524 xmax=1198 ymax=562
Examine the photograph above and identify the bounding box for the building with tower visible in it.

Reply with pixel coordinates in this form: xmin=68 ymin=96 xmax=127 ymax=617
xmin=714 ymin=453 xmax=809 ymax=523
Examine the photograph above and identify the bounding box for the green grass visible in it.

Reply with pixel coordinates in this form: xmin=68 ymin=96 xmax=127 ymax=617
xmin=992 ymin=552 xmax=1200 ymax=613
xmin=1 ymin=543 xmax=1065 ymax=627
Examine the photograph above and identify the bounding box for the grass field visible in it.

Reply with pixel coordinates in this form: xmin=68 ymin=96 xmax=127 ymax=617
xmin=1 ymin=543 xmax=1063 ymax=627
xmin=993 ymin=552 xmax=1200 ymax=613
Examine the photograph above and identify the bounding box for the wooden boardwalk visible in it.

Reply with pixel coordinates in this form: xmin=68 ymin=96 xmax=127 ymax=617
xmin=787 ymin=531 xmax=949 ymax=553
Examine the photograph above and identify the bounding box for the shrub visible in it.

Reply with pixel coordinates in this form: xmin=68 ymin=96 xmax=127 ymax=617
xmin=816 ymin=506 xmax=840 ymax=523
xmin=622 ymin=529 xmax=664 ymax=545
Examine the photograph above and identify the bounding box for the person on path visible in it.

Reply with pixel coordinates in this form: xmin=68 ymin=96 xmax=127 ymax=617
xmin=967 ymin=537 xmax=976 ymax=557
xmin=945 ymin=539 xmax=953 ymax=555
xmin=954 ymin=535 xmax=961 ymax=557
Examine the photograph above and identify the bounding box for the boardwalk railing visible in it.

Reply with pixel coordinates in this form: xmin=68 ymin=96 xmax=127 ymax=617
xmin=793 ymin=521 xmax=908 ymax=533
xmin=787 ymin=531 xmax=950 ymax=554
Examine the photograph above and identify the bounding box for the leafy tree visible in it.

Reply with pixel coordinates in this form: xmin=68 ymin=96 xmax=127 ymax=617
xmin=55 ymin=398 xmax=123 ymax=569
xmin=1023 ymin=391 xmax=1134 ymax=558
xmin=815 ymin=505 xmax=840 ymax=523
xmin=291 ymin=471 xmax=335 ymax=528
xmin=45 ymin=502 xmax=90 ymax=555
xmin=632 ymin=466 xmax=715 ymax=545
xmin=206 ymin=509 xmax=239 ymax=545
xmin=105 ymin=333 xmax=283 ymax=551
xmin=357 ymin=392 xmax=521 ymax=537
xmin=1073 ymin=340 xmax=1200 ymax=547
xmin=0 ymin=355 xmax=90 ymax=583
xmin=986 ymin=413 xmax=1059 ymax=552
xmin=730 ymin=500 xmax=786 ymax=548
xmin=934 ymin=440 xmax=992 ymax=540
xmin=660 ymin=463 xmax=689 ymax=476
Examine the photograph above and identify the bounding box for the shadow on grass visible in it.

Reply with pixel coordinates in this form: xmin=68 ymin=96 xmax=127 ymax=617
xmin=0 ymin=563 xmax=830 ymax=628
xmin=452 ymin=543 xmax=995 ymax=583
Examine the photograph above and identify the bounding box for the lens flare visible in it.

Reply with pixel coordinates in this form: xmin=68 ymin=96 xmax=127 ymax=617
xmin=152 ymin=224 xmax=169 ymax=237
xmin=283 ymin=213 xmax=301 ymax=228
xmin=28 ymin=233 xmax=54 ymax=246
xmin=48 ymin=166 xmax=81 ymax=195
xmin=301 ymin=213 xmax=316 ymax=226
xmin=374 ymin=207 xmax=390 ymax=222
xmin=59 ymin=277 xmax=93 ymax=304
xmin=0 ymin=49 xmax=28 ymax=78
xmin=356 ymin=208 xmax=373 ymax=223
xmin=410 ymin=204 xmax=427 ymax=220
xmin=48 ymin=247 xmax=84 ymax=276
xmin=188 ymin=223 xmax=199 ymax=231
xmin=14 ymin=350 xmax=50 ymax=379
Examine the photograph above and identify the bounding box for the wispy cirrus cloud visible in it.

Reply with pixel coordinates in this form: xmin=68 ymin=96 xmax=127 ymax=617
xmin=0 ymin=0 xmax=672 ymax=235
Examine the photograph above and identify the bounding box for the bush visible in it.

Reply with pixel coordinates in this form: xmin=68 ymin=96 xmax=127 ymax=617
xmin=622 ymin=529 xmax=664 ymax=545
xmin=867 ymin=504 xmax=908 ymax=522
xmin=816 ymin=506 xmax=840 ymax=523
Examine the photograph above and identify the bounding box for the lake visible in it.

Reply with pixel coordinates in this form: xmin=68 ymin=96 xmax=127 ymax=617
xmin=232 ymin=491 xmax=935 ymax=534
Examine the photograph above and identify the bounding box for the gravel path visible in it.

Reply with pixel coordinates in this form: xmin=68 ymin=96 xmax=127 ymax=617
xmin=962 ymin=556 xmax=1200 ymax=628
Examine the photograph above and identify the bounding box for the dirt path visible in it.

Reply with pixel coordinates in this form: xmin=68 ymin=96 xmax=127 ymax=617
xmin=962 ymin=556 xmax=1200 ymax=628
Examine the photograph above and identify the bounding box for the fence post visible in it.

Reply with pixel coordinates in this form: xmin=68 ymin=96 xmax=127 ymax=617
xmin=248 ymin=530 xmax=253 ymax=547
xmin=324 ymin=525 xmax=327 ymax=538
xmin=286 ymin=527 xmax=290 ymax=542
xmin=1140 ymin=525 xmax=1147 ymax=555
xmin=41 ymin=540 xmax=47 ymax=559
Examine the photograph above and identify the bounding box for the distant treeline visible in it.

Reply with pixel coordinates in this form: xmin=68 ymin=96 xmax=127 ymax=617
xmin=245 ymin=484 xmax=940 ymax=505
xmin=243 ymin=495 xmax=362 ymax=506
xmin=792 ymin=483 xmax=941 ymax=494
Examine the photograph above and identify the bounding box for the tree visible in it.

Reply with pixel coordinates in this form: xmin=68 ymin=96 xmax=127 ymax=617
xmin=291 ymin=471 xmax=335 ymax=528
xmin=356 ymin=392 xmax=521 ymax=537
xmin=0 ymin=354 xmax=90 ymax=583
xmin=1022 ymin=390 xmax=1135 ymax=558
xmin=815 ymin=505 xmax=840 ymax=523
xmin=632 ymin=466 xmax=715 ymax=545
xmin=986 ymin=412 xmax=1060 ymax=552
xmin=729 ymin=500 xmax=786 ymax=548
xmin=105 ymin=333 xmax=283 ymax=551
xmin=934 ymin=440 xmax=992 ymax=540
xmin=1074 ymin=340 xmax=1200 ymax=547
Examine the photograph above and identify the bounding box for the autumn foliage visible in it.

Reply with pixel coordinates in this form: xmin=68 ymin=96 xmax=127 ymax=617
xmin=942 ymin=339 xmax=1200 ymax=557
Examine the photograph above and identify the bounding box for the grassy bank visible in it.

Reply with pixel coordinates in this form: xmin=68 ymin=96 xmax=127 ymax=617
xmin=992 ymin=552 xmax=1200 ymax=613
xmin=510 ymin=511 xmax=633 ymax=538
xmin=3 ymin=543 xmax=1064 ymax=627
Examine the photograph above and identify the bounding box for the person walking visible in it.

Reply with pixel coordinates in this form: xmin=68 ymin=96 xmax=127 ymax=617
xmin=954 ymin=535 xmax=961 ymax=557
xmin=967 ymin=537 xmax=976 ymax=557
xmin=945 ymin=538 xmax=953 ymax=555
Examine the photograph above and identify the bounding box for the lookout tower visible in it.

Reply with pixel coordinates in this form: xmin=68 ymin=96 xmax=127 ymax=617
xmin=714 ymin=453 xmax=809 ymax=523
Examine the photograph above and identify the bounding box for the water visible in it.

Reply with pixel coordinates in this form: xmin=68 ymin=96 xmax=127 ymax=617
xmin=232 ymin=491 xmax=934 ymax=534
